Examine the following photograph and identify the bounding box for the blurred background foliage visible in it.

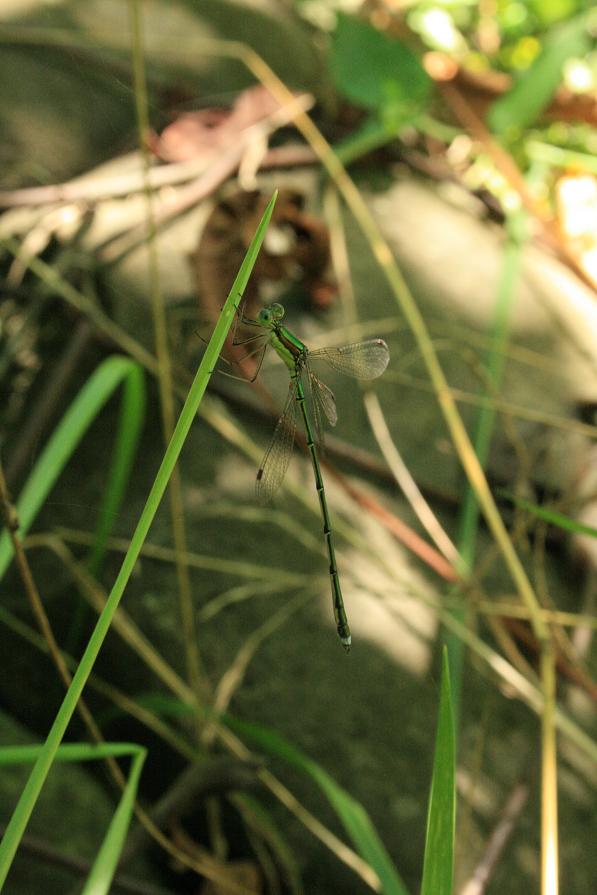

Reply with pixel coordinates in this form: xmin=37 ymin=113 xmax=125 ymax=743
xmin=0 ymin=1 xmax=596 ymax=894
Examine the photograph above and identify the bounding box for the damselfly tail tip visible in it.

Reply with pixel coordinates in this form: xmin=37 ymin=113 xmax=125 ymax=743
xmin=339 ymin=631 xmax=352 ymax=652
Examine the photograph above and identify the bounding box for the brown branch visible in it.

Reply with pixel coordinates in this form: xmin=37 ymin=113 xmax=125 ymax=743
xmin=99 ymin=143 xmax=315 ymax=266
xmin=0 ymin=142 xmax=315 ymax=211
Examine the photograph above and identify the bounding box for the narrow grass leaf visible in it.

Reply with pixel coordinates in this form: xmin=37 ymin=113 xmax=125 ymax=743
xmin=0 ymin=356 xmax=143 ymax=581
xmin=420 ymin=649 xmax=455 ymax=895
xmin=500 ymin=490 xmax=597 ymax=540
xmin=66 ymin=362 xmax=146 ymax=654
xmin=82 ymin=748 xmax=146 ymax=895
xmin=0 ymin=742 xmax=144 ymax=765
xmin=449 ymin=210 xmax=526 ymax=721
xmin=225 ymin=715 xmax=409 ymax=895
xmin=87 ymin=362 xmax=146 ymax=575
xmin=0 ymin=742 xmax=145 ymax=895
xmin=0 ymin=191 xmax=277 ymax=886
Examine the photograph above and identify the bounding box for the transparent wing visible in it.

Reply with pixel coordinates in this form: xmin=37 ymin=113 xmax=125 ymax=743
xmin=305 ymin=366 xmax=336 ymax=457
xmin=256 ymin=381 xmax=297 ymax=503
xmin=306 ymin=368 xmax=324 ymax=455
xmin=308 ymin=369 xmax=337 ymax=428
xmin=309 ymin=339 xmax=390 ymax=380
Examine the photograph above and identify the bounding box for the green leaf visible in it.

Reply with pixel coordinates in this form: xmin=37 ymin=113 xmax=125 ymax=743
xmin=0 ymin=356 xmax=143 ymax=581
xmin=420 ymin=649 xmax=455 ymax=895
xmin=224 ymin=715 xmax=410 ymax=895
xmin=500 ymin=490 xmax=597 ymax=539
xmin=331 ymin=13 xmax=431 ymax=125
xmin=487 ymin=12 xmax=591 ymax=134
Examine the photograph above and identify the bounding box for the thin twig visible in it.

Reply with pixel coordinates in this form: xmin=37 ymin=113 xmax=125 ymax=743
xmin=121 ymin=757 xmax=262 ymax=863
xmin=0 ymin=459 xmax=127 ymax=792
xmin=327 ymin=465 xmax=459 ymax=583
xmin=100 ymin=95 xmax=314 ymax=265
xmin=364 ymin=391 xmax=460 ymax=565
xmin=458 ymin=781 xmax=529 ymax=895
xmin=212 ymin=721 xmax=382 ymax=893
xmin=540 ymin=640 xmax=559 ymax=895
xmin=212 ymin=592 xmax=312 ymax=718
xmin=0 ymin=137 xmax=314 ymax=210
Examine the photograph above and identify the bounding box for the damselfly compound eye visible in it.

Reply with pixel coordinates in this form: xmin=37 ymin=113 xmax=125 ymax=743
xmin=271 ymin=303 xmax=285 ymax=321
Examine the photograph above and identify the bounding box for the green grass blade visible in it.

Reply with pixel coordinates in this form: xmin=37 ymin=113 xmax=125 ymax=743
xmin=66 ymin=361 xmax=146 ymax=654
xmin=500 ymin=491 xmax=597 ymax=539
xmin=87 ymin=361 xmax=146 ymax=576
xmin=0 ymin=742 xmax=145 ymax=895
xmin=224 ymin=715 xmax=410 ymax=895
xmin=448 ymin=210 xmax=526 ymax=721
xmin=0 ymin=190 xmax=277 ymax=887
xmin=82 ymin=748 xmax=146 ymax=895
xmin=0 ymin=742 xmax=142 ymax=765
xmin=420 ymin=649 xmax=455 ymax=895
xmin=0 ymin=356 xmax=143 ymax=581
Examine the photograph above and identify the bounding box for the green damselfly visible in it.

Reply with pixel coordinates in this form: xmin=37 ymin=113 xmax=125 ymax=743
xmin=235 ymin=302 xmax=389 ymax=650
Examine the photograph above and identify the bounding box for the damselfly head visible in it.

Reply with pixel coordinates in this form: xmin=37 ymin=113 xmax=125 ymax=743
xmin=257 ymin=302 xmax=285 ymax=328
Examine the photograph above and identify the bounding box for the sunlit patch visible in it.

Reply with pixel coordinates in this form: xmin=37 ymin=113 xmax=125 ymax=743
xmin=412 ymin=8 xmax=466 ymax=56
xmin=58 ymin=204 xmax=80 ymax=228
xmin=328 ymin=482 xmax=438 ymax=672
xmin=563 ymin=58 xmax=594 ymax=93
xmin=556 ymin=173 xmax=597 ymax=288
xmin=447 ymin=134 xmax=472 ymax=167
